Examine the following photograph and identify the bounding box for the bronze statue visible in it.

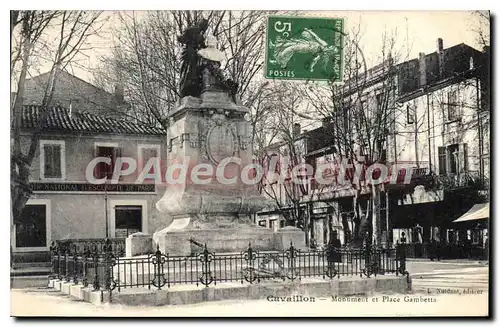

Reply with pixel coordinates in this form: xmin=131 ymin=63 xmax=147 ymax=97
xmin=178 ymin=20 xmax=239 ymax=103
xmin=177 ymin=18 xmax=209 ymax=98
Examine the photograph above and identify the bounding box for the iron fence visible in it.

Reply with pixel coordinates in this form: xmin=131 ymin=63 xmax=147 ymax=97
xmin=49 ymin=239 xmax=408 ymax=297
xmin=401 ymin=242 xmax=487 ymax=260
xmin=55 ymin=238 xmax=125 ymax=257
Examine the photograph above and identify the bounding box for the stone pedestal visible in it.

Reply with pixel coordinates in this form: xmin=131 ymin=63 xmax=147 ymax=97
xmin=126 ymin=232 xmax=153 ymax=257
xmin=154 ymin=89 xmax=295 ymax=256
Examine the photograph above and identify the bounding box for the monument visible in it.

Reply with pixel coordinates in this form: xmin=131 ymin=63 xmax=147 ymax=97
xmin=151 ymin=19 xmax=305 ymax=256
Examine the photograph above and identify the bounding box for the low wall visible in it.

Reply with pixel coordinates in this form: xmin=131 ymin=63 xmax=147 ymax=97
xmin=110 ymin=275 xmax=411 ymax=306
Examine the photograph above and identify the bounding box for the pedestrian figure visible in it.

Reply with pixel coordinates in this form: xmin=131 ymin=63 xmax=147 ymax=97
xmin=400 ymin=232 xmax=407 ymax=244
xmin=326 ymin=234 xmax=340 ymax=276
xmin=429 ymin=239 xmax=438 ymax=261
xmin=332 ymin=231 xmax=342 ymax=262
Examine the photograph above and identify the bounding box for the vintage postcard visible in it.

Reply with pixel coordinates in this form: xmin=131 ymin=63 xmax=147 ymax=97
xmin=10 ymin=9 xmax=490 ymax=318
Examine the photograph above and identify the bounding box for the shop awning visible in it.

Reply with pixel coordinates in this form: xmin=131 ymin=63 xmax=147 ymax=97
xmin=453 ymin=203 xmax=490 ymax=223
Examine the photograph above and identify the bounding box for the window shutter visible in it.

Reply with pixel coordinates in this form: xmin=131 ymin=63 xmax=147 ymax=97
xmin=94 ymin=147 xmax=101 ymax=179
xmin=53 ymin=145 xmax=61 ymax=178
xmin=438 ymin=146 xmax=447 ymax=175
xmin=43 ymin=145 xmax=52 ymax=177
xmin=459 ymin=143 xmax=468 ymax=173
xmin=114 ymin=147 xmax=122 ymax=180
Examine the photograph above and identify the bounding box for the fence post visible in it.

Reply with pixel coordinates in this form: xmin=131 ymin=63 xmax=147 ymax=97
xmin=93 ymin=245 xmax=100 ymax=291
xmin=65 ymin=246 xmax=71 ymax=282
xmin=243 ymin=242 xmax=257 ymax=284
xmin=73 ymin=244 xmax=79 ymax=284
xmin=199 ymin=244 xmax=214 ymax=287
xmin=286 ymin=242 xmax=298 ymax=281
xmin=49 ymin=241 xmax=58 ymax=280
xmin=57 ymin=243 xmax=63 ymax=280
xmin=82 ymin=245 xmax=89 ymax=287
xmin=150 ymin=245 xmax=167 ymax=290
xmin=363 ymin=243 xmax=372 ymax=277
xmin=104 ymin=239 xmax=112 ymax=291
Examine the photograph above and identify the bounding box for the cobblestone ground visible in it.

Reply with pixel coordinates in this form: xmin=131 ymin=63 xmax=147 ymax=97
xmin=11 ymin=261 xmax=489 ymax=317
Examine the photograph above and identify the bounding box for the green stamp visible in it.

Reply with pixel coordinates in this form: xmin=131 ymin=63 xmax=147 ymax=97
xmin=265 ymin=16 xmax=344 ymax=82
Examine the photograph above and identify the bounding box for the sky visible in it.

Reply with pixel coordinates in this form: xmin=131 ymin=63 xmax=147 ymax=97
xmin=23 ymin=10 xmax=488 ymax=86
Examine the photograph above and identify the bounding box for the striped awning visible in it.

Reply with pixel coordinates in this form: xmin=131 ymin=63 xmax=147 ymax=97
xmin=453 ymin=203 xmax=489 ymax=223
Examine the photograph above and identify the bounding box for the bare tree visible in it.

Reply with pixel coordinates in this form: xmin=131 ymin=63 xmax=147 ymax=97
xmin=297 ymin=27 xmax=402 ymax=247
xmin=93 ymin=10 xmax=273 ymax=132
xmin=257 ymin=81 xmax=331 ymax=246
xmin=11 ymin=10 xmax=103 ymax=223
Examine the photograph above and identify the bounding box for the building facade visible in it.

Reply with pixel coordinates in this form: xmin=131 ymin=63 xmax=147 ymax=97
xmin=257 ymin=39 xmax=490 ymax=252
xmin=389 ymin=40 xmax=490 ymax=248
xmin=11 ymin=72 xmax=168 ymax=258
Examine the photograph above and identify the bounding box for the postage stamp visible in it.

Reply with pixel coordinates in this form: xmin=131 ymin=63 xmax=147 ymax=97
xmin=265 ymin=15 xmax=344 ymax=81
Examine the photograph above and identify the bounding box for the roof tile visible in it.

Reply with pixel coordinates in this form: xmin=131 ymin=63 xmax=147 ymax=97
xmin=21 ymin=105 xmax=166 ymax=136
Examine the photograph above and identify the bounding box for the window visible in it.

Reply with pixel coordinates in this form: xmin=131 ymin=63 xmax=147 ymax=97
xmin=110 ymin=200 xmax=147 ymax=237
xmin=438 ymin=146 xmax=447 ymax=175
xmin=437 ymin=143 xmax=468 ymax=175
xmin=269 ymin=219 xmax=276 ymax=231
xmin=94 ymin=142 xmax=120 ymax=180
xmin=447 ymin=89 xmax=459 ymax=121
xmin=40 ymin=140 xmax=65 ymax=180
xmin=115 ymin=205 xmax=142 ymax=238
xmin=138 ymin=144 xmax=161 ymax=179
xmin=448 ymin=144 xmax=459 ymax=174
xmin=15 ymin=205 xmax=47 ymax=248
xmin=376 ymin=93 xmax=385 ymax=110
xmin=13 ymin=199 xmax=51 ymax=251
xmin=406 ymin=104 xmax=414 ymax=124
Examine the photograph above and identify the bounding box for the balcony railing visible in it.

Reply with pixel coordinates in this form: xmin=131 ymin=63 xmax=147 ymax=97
xmin=435 ymin=171 xmax=483 ymax=190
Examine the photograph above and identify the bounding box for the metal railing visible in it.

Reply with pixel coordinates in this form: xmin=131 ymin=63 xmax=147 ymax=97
xmin=49 ymin=239 xmax=408 ymax=298
xmin=55 ymin=238 xmax=125 ymax=257
xmin=401 ymin=242 xmax=487 ymax=260
xmin=435 ymin=171 xmax=482 ymax=190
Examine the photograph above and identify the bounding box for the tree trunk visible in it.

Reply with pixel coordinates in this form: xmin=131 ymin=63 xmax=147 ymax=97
xmin=371 ymin=185 xmax=382 ymax=246
xmin=11 ymin=14 xmax=32 ymax=224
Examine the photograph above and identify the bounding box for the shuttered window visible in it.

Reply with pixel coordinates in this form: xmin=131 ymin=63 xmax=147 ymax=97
xmin=438 ymin=146 xmax=447 ymax=175
xmin=447 ymin=89 xmax=459 ymax=121
xmin=40 ymin=140 xmax=65 ymax=179
xmin=95 ymin=145 xmax=120 ymax=180
xmin=438 ymin=143 xmax=468 ymax=175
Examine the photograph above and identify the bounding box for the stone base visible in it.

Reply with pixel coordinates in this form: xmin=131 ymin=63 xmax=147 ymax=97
xmin=153 ymin=222 xmax=306 ymax=256
xmin=111 ymin=275 xmax=410 ymax=306
xmin=126 ymin=232 xmax=153 ymax=257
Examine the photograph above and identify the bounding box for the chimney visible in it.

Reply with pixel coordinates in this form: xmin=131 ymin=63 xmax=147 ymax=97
xmin=69 ymin=98 xmax=82 ymax=115
xmin=437 ymin=38 xmax=444 ymax=77
xmin=292 ymin=123 xmax=301 ymax=138
xmin=418 ymin=52 xmax=427 ymax=87
xmin=114 ymin=84 xmax=124 ymax=103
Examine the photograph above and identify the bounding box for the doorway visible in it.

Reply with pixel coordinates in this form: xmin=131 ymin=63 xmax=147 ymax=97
xmin=110 ymin=200 xmax=148 ymax=238
xmin=114 ymin=205 xmax=142 ymax=237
